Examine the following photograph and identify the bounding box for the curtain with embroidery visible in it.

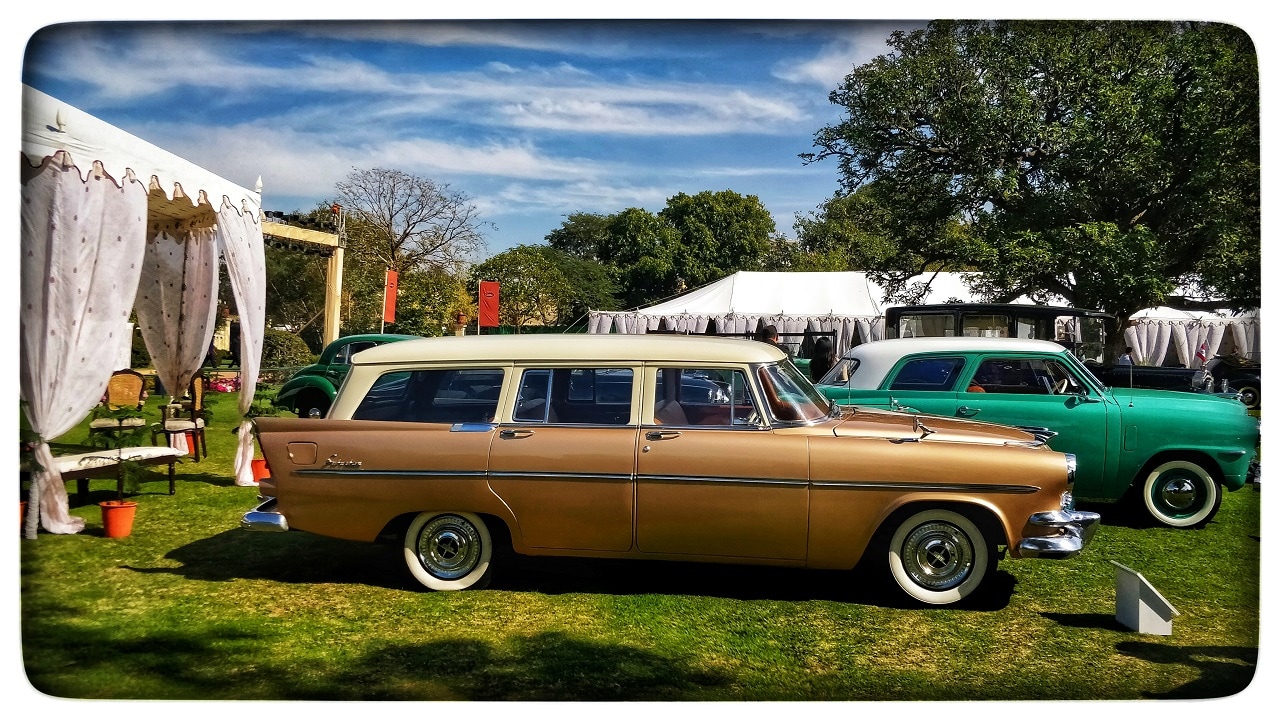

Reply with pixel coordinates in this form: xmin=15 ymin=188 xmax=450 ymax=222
xmin=215 ymin=202 xmax=266 ymax=486
xmin=133 ymin=220 xmax=220 ymax=418
xmin=19 ymin=156 xmax=148 ymax=538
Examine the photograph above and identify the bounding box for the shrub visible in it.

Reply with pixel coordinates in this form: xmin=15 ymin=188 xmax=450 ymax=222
xmin=261 ymin=329 xmax=314 ymax=367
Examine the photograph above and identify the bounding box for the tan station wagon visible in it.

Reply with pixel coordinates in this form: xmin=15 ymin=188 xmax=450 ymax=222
xmin=243 ymin=334 xmax=1099 ymax=606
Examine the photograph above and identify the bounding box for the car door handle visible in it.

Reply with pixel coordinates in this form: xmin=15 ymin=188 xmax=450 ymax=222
xmin=499 ymin=429 xmax=534 ymax=439
xmin=957 ymin=406 xmax=981 ymax=417
xmin=646 ymin=430 xmax=682 ymax=440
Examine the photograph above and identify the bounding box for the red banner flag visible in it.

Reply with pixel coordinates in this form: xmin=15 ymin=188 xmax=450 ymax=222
xmin=383 ymin=270 xmax=399 ymax=323
xmin=479 ymin=281 xmax=500 ymax=327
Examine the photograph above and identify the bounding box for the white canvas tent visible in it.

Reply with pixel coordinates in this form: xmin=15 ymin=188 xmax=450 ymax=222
xmin=590 ymin=270 xmax=1259 ymax=364
xmin=588 ymin=271 xmax=888 ymax=356
xmin=1124 ymin=306 xmax=1260 ymax=367
xmin=20 ymin=84 xmax=267 ymax=539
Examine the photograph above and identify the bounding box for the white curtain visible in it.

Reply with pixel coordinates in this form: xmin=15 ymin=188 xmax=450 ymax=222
xmin=216 ymin=203 xmax=266 ymax=486
xmin=20 ymin=157 xmax=149 ymax=538
xmin=134 ymin=222 xmax=220 ymax=402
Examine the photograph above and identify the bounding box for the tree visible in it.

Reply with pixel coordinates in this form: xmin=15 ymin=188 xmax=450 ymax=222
xmin=391 ymin=269 xmax=473 ymax=337
xmin=802 ymin=20 xmax=1259 ymax=349
xmin=545 ymin=212 xmax=611 ymax=261
xmin=599 ymin=208 xmax=682 ymax=309
xmin=335 ymin=167 xmax=488 ymax=273
xmin=470 ymin=245 xmax=574 ymax=330
xmin=659 ymin=190 xmax=776 ymax=289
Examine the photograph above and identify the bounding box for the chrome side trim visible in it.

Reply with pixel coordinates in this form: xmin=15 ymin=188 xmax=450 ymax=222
xmin=451 ymin=422 xmax=498 ymax=432
xmin=489 ymin=472 xmax=633 ymax=482
xmin=296 ymin=469 xmax=489 ymax=477
xmin=639 ymin=474 xmax=809 ymax=487
xmin=811 ymin=480 xmax=1041 ymax=494
xmin=241 ymin=498 xmax=290 ymax=532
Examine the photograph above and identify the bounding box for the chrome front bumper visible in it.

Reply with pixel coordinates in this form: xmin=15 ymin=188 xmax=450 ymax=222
xmin=241 ymin=497 xmax=290 ymax=532
xmin=1017 ymin=509 xmax=1101 ymax=559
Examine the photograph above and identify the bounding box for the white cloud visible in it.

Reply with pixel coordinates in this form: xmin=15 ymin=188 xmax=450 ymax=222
xmin=772 ymin=23 xmax=924 ymax=87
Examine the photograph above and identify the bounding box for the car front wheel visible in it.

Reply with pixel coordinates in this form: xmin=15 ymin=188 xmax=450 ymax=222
xmin=403 ymin=512 xmax=493 ymax=590
xmin=1235 ymin=385 xmax=1259 ymax=410
xmin=1142 ymin=460 xmax=1222 ymax=528
xmin=887 ymin=508 xmax=991 ymax=605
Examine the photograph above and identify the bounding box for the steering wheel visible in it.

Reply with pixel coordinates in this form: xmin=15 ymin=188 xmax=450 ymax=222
xmin=1053 ymin=378 xmax=1069 ymax=395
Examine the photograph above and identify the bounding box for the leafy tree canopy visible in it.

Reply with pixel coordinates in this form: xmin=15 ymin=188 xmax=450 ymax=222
xmin=546 ymin=190 xmax=777 ymax=309
xmin=802 ymin=20 xmax=1259 ymax=331
xmin=470 ymin=245 xmax=575 ymax=330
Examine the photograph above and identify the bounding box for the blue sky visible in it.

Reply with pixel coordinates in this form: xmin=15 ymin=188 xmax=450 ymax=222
xmin=20 ymin=19 xmax=927 ymax=260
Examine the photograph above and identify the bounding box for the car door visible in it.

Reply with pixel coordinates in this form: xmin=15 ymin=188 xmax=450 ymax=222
xmin=955 ymin=353 xmax=1111 ymax=495
xmin=634 ymin=366 xmax=810 ymax=561
xmin=486 ymin=366 xmax=638 ymax=552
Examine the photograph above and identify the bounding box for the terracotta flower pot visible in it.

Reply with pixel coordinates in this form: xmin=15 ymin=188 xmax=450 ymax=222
xmin=99 ymin=500 xmax=138 ymax=538
xmin=251 ymin=458 xmax=270 ymax=484
xmin=184 ymin=430 xmax=197 ymax=456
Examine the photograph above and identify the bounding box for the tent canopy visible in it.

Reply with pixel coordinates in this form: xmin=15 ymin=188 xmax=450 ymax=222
xmin=22 ymin=85 xmax=261 ymax=219
xmin=20 ymin=84 xmax=267 ymax=538
xmin=637 ymin=271 xmax=885 ymax=317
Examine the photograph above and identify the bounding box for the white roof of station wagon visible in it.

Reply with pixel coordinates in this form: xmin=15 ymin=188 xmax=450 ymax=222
xmin=353 ymin=333 xmax=789 ymax=366
xmin=835 ymin=337 xmax=1072 ymax=389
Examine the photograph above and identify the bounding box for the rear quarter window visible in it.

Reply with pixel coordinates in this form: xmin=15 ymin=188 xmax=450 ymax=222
xmin=888 ymin=357 xmax=966 ymax=391
xmin=352 ymin=368 xmax=504 ymax=423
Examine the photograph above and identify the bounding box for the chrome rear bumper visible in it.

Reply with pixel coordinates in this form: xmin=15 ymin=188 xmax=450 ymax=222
xmin=1017 ymin=509 xmax=1101 ymax=559
xmin=241 ymin=497 xmax=290 ymax=532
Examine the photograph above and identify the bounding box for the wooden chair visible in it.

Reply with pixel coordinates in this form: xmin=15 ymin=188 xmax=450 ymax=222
xmin=87 ymin=369 xmax=147 ymax=441
xmin=151 ymin=374 xmax=207 ymax=461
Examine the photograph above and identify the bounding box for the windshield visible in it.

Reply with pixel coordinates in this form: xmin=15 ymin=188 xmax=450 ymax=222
xmin=756 ymin=361 xmax=835 ymax=423
xmin=819 ymin=357 xmax=859 ymax=386
xmin=1060 ymin=350 xmax=1107 ymax=395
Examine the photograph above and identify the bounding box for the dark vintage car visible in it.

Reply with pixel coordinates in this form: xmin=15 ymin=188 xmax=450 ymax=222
xmin=244 ymin=334 xmax=1099 ymax=606
xmin=273 ymin=333 xmax=420 ymax=418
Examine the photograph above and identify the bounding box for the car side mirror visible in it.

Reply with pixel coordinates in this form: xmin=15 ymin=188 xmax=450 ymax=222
xmin=1072 ymin=392 xmax=1101 ymax=405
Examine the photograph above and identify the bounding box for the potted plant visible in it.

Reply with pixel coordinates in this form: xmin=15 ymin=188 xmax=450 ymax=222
xmin=87 ymin=409 xmax=150 ymax=538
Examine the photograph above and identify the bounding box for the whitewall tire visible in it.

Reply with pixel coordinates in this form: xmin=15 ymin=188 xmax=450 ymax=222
xmin=403 ymin=512 xmax=493 ymax=590
xmin=888 ymin=509 xmax=991 ymax=605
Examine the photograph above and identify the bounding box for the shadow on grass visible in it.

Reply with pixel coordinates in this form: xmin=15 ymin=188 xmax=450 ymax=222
xmin=1116 ymin=641 xmax=1257 ymax=699
xmin=23 ymin=617 xmax=732 ymax=700
xmin=127 ymin=529 xmax=1017 ymax=610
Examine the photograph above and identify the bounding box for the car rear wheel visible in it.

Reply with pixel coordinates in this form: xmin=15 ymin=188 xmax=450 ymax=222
xmin=403 ymin=512 xmax=493 ymax=590
xmin=1141 ymin=460 xmax=1221 ymax=528
xmin=887 ymin=509 xmax=991 ymax=605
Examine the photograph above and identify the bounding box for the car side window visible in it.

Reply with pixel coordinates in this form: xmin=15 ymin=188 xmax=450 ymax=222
xmin=352 ymin=368 xmax=503 ymax=422
xmin=971 ymin=358 xmax=1081 ymax=395
xmin=889 ymin=357 xmax=966 ymax=391
xmin=514 ymin=368 xmax=633 ymax=425
xmin=653 ymin=368 xmax=755 ymax=427
xmin=333 ymin=341 xmax=378 ymax=365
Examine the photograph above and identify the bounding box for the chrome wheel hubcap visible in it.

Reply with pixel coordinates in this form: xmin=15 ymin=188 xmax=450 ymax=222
xmin=417 ymin=515 xmax=481 ymax=579
xmin=902 ymin=521 xmax=973 ymax=590
xmin=1159 ymin=477 xmax=1198 ymax=511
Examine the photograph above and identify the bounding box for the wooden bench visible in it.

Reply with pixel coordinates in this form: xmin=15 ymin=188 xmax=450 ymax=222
xmin=23 ymin=446 xmax=185 ymax=503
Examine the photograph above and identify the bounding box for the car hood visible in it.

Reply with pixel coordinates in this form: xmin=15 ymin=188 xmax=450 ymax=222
xmin=1105 ymin=386 xmax=1250 ymax=413
xmin=831 ymin=406 xmax=1043 ymax=447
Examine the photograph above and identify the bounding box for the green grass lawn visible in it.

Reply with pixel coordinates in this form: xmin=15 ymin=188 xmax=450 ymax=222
xmin=18 ymin=390 xmax=1262 ymax=701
